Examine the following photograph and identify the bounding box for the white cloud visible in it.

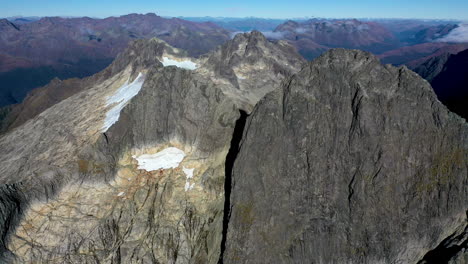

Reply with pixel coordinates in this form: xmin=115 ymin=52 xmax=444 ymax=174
xmin=294 ymin=27 xmax=308 ymax=34
xmin=436 ymin=24 xmax=468 ymax=43
xmin=261 ymin=31 xmax=286 ymax=39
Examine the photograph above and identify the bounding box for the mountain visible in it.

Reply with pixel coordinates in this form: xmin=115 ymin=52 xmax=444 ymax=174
xmin=415 ymin=48 xmax=468 ymax=119
xmin=0 ymin=32 xmax=304 ymax=134
xmin=396 ymin=24 xmax=458 ymax=45
xmin=6 ymin=16 xmax=41 ymax=25
xmin=0 ymin=32 xmax=466 ymax=264
xmin=0 ymin=32 xmax=304 ymax=263
xmin=0 ymin=13 xmax=231 ymax=107
xmin=223 ymin=49 xmax=468 ymax=263
xmin=182 ymin=17 xmax=289 ymax=32
xmin=378 ymin=42 xmax=468 ymax=66
xmin=273 ymin=19 xmax=400 ymax=59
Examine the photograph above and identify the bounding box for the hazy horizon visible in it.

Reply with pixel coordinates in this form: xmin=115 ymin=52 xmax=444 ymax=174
xmin=2 ymin=0 xmax=468 ymax=20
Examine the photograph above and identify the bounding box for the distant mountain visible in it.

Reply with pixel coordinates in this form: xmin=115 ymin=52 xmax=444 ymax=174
xmin=272 ymin=19 xmax=400 ymax=59
xmin=0 ymin=13 xmax=231 ymax=106
xmin=181 ymin=17 xmax=289 ymax=32
xmin=414 ymin=48 xmax=468 ymax=119
xmin=396 ymin=24 xmax=458 ymax=45
xmin=378 ymin=42 xmax=468 ymax=66
xmin=5 ymin=16 xmax=41 ymax=24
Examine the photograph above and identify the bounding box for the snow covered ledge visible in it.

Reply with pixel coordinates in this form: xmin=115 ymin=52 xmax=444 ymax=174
xmin=161 ymin=57 xmax=198 ymax=70
xmin=132 ymin=147 xmax=196 ymax=191
xmin=102 ymin=72 xmax=145 ymax=132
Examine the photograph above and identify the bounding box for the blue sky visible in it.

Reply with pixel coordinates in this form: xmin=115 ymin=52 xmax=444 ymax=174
xmin=2 ymin=0 xmax=468 ymax=20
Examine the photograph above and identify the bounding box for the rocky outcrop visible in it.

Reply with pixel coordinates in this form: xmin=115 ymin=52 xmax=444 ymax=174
xmin=198 ymin=30 xmax=305 ymax=111
xmin=223 ymin=49 xmax=468 ymax=263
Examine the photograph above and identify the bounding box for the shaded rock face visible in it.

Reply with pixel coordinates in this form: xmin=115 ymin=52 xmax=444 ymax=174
xmin=223 ymin=49 xmax=468 ymax=263
xmin=415 ymin=49 xmax=468 ymax=120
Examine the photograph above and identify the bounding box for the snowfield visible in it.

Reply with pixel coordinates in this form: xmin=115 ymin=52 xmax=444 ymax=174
xmin=102 ymin=72 xmax=145 ymax=132
xmin=161 ymin=57 xmax=198 ymax=70
xmin=133 ymin=147 xmax=186 ymax=171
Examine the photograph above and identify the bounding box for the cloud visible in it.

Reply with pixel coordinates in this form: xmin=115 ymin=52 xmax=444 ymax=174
xmin=261 ymin=31 xmax=286 ymax=39
xmin=229 ymin=30 xmax=286 ymax=40
xmin=294 ymin=27 xmax=308 ymax=34
xmin=357 ymin=24 xmax=370 ymax=31
xmin=436 ymin=24 xmax=468 ymax=43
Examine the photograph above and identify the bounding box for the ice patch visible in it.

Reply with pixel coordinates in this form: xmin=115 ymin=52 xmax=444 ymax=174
xmin=183 ymin=167 xmax=194 ymax=179
xmin=185 ymin=181 xmax=195 ymax=191
xmin=183 ymin=167 xmax=195 ymax=191
xmin=102 ymin=72 xmax=145 ymax=132
xmin=161 ymin=57 xmax=197 ymax=70
xmin=133 ymin=147 xmax=186 ymax=171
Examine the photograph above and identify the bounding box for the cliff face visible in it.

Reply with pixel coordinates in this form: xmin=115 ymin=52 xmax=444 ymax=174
xmin=223 ymin=49 xmax=468 ymax=263
xmin=415 ymin=49 xmax=468 ymax=120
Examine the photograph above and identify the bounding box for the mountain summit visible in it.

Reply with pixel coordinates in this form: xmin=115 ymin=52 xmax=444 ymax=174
xmin=0 ymin=32 xmax=466 ymax=263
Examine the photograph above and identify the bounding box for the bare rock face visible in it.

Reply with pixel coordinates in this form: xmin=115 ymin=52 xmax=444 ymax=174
xmin=197 ymin=30 xmax=306 ymax=112
xmin=223 ymin=49 xmax=468 ymax=263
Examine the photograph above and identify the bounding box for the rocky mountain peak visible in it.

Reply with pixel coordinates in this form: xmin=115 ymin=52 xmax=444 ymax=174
xmin=0 ymin=19 xmax=19 ymax=31
xmin=223 ymin=48 xmax=468 ymax=263
xmin=197 ymin=31 xmax=305 ymax=111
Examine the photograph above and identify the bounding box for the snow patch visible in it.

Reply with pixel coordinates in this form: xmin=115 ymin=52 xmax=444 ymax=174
xmin=102 ymin=72 xmax=145 ymax=132
xmin=183 ymin=167 xmax=196 ymax=191
xmin=117 ymin=192 xmax=125 ymax=196
xmin=184 ymin=181 xmax=195 ymax=191
xmin=161 ymin=57 xmax=197 ymax=70
xmin=133 ymin=147 xmax=186 ymax=171
xmin=183 ymin=167 xmax=195 ymax=191
xmin=183 ymin=167 xmax=194 ymax=179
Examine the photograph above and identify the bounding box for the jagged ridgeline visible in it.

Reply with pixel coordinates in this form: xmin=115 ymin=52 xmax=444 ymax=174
xmin=0 ymin=32 xmax=466 ymax=263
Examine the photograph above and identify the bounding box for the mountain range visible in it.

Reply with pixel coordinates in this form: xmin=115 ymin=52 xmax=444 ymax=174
xmin=0 ymin=31 xmax=466 ymax=263
xmin=0 ymin=13 xmax=231 ymax=106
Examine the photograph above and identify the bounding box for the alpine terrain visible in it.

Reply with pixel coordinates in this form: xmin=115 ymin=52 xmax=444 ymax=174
xmin=0 ymin=31 xmax=466 ymax=264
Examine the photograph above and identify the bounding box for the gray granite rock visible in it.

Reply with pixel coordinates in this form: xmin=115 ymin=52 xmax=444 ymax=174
xmin=224 ymin=49 xmax=468 ymax=264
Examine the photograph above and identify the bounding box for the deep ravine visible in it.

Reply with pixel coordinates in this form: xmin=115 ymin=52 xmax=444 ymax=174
xmin=219 ymin=110 xmax=248 ymax=264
